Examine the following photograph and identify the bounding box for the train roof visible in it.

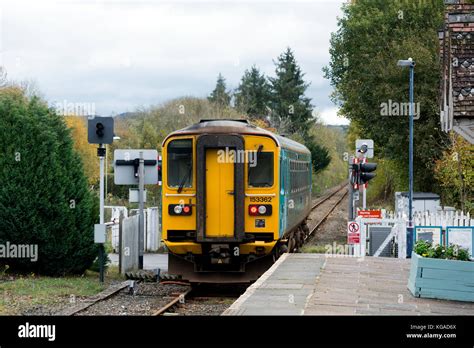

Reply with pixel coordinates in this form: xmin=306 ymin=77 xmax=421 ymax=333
xmin=163 ymin=119 xmax=311 ymax=154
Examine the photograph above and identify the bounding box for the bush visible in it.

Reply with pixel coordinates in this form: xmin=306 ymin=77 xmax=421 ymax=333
xmin=414 ymin=240 xmax=471 ymax=261
xmin=0 ymin=88 xmax=98 ymax=275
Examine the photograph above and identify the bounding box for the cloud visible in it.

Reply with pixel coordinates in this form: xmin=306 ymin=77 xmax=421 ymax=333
xmin=1 ymin=0 xmax=344 ymax=116
xmin=319 ymin=107 xmax=349 ymax=125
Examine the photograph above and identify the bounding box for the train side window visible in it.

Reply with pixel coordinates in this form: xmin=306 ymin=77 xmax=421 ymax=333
xmin=167 ymin=139 xmax=193 ymax=188
xmin=248 ymin=152 xmax=274 ymax=188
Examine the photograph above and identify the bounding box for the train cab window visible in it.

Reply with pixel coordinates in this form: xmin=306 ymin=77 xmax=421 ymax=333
xmin=248 ymin=152 xmax=274 ymax=187
xmin=167 ymin=139 xmax=193 ymax=188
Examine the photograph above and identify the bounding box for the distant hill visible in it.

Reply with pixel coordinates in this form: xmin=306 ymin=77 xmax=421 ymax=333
xmin=114 ymin=112 xmax=140 ymax=119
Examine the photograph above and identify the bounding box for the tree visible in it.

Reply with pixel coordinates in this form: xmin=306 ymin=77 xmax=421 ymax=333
xmin=64 ymin=116 xmax=100 ymax=184
xmin=208 ymin=73 xmax=231 ymax=107
xmin=235 ymin=66 xmax=271 ymax=120
xmin=269 ymin=48 xmax=314 ymax=135
xmin=324 ymin=0 xmax=447 ymax=193
xmin=434 ymin=132 xmax=473 ymax=213
xmin=306 ymin=139 xmax=331 ymax=174
xmin=0 ymin=87 xmax=98 ymax=275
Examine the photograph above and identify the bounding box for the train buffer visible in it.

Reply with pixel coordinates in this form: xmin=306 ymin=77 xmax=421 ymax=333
xmin=222 ymin=254 xmax=474 ymax=315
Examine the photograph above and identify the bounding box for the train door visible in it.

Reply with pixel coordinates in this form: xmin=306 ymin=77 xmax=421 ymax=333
xmin=205 ymin=149 xmax=234 ymax=238
xmin=196 ymin=134 xmax=245 ymax=242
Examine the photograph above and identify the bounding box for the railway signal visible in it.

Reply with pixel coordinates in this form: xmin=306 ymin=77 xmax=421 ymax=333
xmin=350 ymin=158 xmax=360 ymax=190
xmin=88 ymin=116 xmax=114 ymax=144
xmin=349 ymin=140 xmax=377 ymax=219
xmin=358 ymin=161 xmax=377 ymax=185
xmin=350 ymin=159 xmax=377 ymax=187
xmin=87 ymin=116 xmax=115 ymax=283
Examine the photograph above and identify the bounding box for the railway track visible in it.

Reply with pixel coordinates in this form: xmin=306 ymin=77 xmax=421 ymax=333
xmin=306 ymin=183 xmax=348 ymax=240
xmin=152 ymin=284 xmax=246 ymax=316
xmin=152 ymin=288 xmax=192 ymax=316
xmin=311 ymin=182 xmax=348 ymax=210
xmin=66 ymin=280 xmax=242 ymax=316
xmin=285 ymin=182 xmax=348 ymax=252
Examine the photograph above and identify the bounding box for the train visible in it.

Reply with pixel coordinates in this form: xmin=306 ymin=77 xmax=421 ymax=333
xmin=161 ymin=119 xmax=312 ymax=283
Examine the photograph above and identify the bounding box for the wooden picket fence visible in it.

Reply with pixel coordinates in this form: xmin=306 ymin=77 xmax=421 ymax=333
xmin=383 ymin=210 xmax=473 ymax=228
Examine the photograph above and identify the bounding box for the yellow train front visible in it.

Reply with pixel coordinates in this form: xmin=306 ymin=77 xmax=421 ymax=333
xmin=161 ymin=119 xmax=312 ymax=283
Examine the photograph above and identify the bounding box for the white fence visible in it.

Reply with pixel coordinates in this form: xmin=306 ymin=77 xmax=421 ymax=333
xmin=105 ymin=206 xmax=162 ymax=252
xmin=383 ymin=210 xmax=473 ymax=228
xmin=354 ymin=217 xmax=407 ymax=258
xmin=355 ymin=209 xmax=473 ymax=259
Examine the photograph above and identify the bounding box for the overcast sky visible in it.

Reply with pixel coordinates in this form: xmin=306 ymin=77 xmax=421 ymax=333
xmin=0 ymin=0 xmax=348 ymax=125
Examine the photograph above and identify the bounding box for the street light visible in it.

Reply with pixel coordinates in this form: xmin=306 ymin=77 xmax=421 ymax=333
xmin=397 ymin=57 xmax=415 ymax=257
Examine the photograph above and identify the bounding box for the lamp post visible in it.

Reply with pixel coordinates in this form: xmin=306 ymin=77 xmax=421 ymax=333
xmin=397 ymin=58 xmax=415 ymax=257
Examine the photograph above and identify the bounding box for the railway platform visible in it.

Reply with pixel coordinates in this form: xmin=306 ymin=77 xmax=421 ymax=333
xmin=222 ymin=253 xmax=474 ymax=315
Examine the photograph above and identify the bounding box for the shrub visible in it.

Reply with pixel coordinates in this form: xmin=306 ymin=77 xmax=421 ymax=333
xmin=0 ymin=88 xmax=98 ymax=275
xmin=414 ymin=240 xmax=471 ymax=262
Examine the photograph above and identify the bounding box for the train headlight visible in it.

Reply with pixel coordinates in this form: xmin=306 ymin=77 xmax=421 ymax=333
xmin=169 ymin=204 xmax=192 ymax=216
xmin=248 ymin=204 xmax=272 ymax=216
xmin=174 ymin=205 xmax=183 ymax=214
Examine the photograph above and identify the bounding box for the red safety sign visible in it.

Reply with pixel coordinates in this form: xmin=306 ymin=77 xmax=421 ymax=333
xmin=347 ymin=221 xmax=360 ymax=244
xmin=348 ymin=221 xmax=359 ymax=233
xmin=357 ymin=210 xmax=382 ymax=219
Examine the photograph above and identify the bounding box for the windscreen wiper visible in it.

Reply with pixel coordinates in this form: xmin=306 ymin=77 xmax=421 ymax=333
xmin=177 ymin=165 xmax=192 ymax=193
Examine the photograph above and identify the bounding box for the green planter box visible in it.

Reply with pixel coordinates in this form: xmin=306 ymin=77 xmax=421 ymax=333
xmin=408 ymin=252 xmax=474 ymax=302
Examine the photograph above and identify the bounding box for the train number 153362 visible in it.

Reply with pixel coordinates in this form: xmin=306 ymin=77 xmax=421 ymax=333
xmin=250 ymin=196 xmax=272 ymax=203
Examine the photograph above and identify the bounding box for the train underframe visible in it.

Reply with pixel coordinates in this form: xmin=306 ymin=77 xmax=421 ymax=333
xmin=167 ymin=219 xmax=310 ymax=283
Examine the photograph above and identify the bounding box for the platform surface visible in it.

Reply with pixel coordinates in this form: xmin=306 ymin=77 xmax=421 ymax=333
xmin=222 ymin=253 xmax=474 ymax=315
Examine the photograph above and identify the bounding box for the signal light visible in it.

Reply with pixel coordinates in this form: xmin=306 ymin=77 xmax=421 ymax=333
xmin=183 ymin=206 xmax=190 ymax=214
xmin=88 ymin=117 xmax=114 ymax=144
xmin=249 ymin=204 xmax=272 ymax=216
xmin=157 ymin=155 xmax=162 ymax=185
xmin=174 ymin=205 xmax=183 ymax=214
xmin=358 ymin=162 xmax=377 ymax=185
xmin=350 ymin=158 xmax=377 ymax=187
xmin=96 ymin=122 xmax=104 ymax=137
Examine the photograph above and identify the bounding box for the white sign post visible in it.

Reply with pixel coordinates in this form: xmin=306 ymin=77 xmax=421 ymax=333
xmin=114 ymin=149 xmax=158 ymax=269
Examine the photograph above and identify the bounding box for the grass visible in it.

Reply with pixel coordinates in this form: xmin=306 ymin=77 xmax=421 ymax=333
xmin=0 ymin=265 xmax=123 ymax=315
xmin=300 ymin=245 xmax=329 ymax=254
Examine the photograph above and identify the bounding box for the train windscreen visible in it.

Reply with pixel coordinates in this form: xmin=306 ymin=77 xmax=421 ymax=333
xmin=248 ymin=152 xmax=273 ymax=187
xmin=167 ymin=139 xmax=193 ymax=188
